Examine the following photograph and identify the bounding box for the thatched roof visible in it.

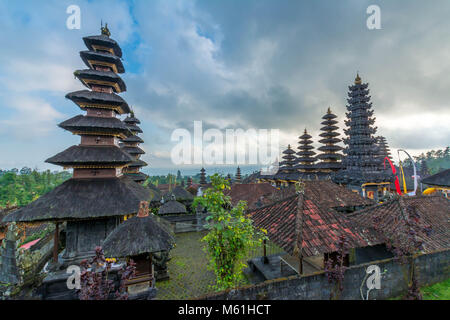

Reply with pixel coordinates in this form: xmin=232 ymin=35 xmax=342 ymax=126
xmin=121 ymin=146 xmax=145 ymax=155
xmin=163 ymin=186 xmax=194 ymax=202
xmin=65 ymin=90 xmax=130 ymax=114
xmin=127 ymin=159 xmax=148 ymax=168
xmin=421 ymin=169 xmax=450 ymax=188
xmin=80 ymin=50 xmax=124 ymax=73
xmin=147 ymin=183 xmax=162 ymax=203
xmin=122 ymin=135 xmax=144 ymax=143
xmin=102 ymin=214 xmax=175 ymax=258
xmin=83 ymin=35 xmax=123 ymax=58
xmin=59 ymin=115 xmax=130 ymax=135
xmin=74 ymin=69 xmax=126 ymax=93
xmin=124 ymin=172 xmax=148 ymax=183
xmin=125 ymin=123 xmax=143 ymax=133
xmin=2 ymin=176 xmax=153 ymax=223
xmin=124 ymin=116 xmax=141 ymax=124
xmin=158 ymin=200 xmax=186 ymax=215
xmin=46 ymin=145 xmax=133 ymax=167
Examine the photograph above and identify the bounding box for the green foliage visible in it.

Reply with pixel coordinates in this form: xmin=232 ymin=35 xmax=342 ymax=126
xmin=403 ymin=147 xmax=450 ymax=174
xmin=0 ymin=170 xmax=71 ymax=208
xmin=193 ymin=174 xmax=265 ymax=291
xmin=421 ymin=278 xmax=450 ymax=300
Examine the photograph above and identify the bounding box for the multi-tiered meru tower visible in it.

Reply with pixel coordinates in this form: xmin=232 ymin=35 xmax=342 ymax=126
xmin=274 ymin=144 xmax=299 ymax=186
xmin=333 ymin=74 xmax=393 ymax=200
xmin=316 ymin=108 xmax=343 ymax=174
xmin=121 ymin=112 xmax=148 ymax=183
xmin=235 ymin=167 xmax=242 ymax=184
xmin=3 ymin=26 xmax=151 ymax=271
xmin=294 ymin=129 xmax=317 ymax=178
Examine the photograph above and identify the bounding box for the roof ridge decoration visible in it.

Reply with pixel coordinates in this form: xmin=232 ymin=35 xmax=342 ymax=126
xmin=101 ymin=22 xmax=111 ymax=37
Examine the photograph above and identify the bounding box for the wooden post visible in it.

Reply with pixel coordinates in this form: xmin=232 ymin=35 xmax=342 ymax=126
xmin=149 ymin=254 xmax=153 ymax=287
xmin=295 ymin=181 xmax=305 ymax=276
xmin=263 ymin=239 xmax=268 ymax=264
xmin=53 ymin=222 xmax=60 ymax=263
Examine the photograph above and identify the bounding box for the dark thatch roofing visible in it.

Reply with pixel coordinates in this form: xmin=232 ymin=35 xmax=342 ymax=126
xmin=127 ymin=159 xmax=148 ymax=168
xmin=124 ymin=116 xmax=141 ymax=124
xmin=103 ymin=214 xmax=175 ymax=258
xmin=122 ymin=146 xmax=145 ymax=155
xmin=250 ymin=194 xmax=373 ymax=257
xmin=421 ymin=169 xmax=450 ymax=188
xmin=2 ymin=176 xmax=152 ymax=223
xmin=83 ymin=35 xmax=123 ymax=58
xmin=125 ymin=123 xmax=143 ymax=133
xmin=147 ymin=183 xmax=162 ymax=203
xmin=80 ymin=50 xmax=125 ymax=73
xmin=74 ymin=69 xmax=126 ymax=93
xmin=122 ymin=135 xmax=144 ymax=143
xmin=46 ymin=145 xmax=133 ymax=166
xmin=124 ymin=172 xmax=148 ymax=182
xmin=59 ymin=115 xmax=130 ymax=135
xmin=163 ymin=186 xmax=194 ymax=202
xmin=65 ymin=90 xmax=130 ymax=114
xmin=347 ymin=195 xmax=450 ymax=253
xmin=158 ymin=200 xmax=187 ymax=215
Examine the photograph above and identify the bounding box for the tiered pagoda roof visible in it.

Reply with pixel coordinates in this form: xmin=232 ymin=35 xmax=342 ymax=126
xmin=274 ymin=145 xmax=300 ymax=181
xmin=333 ymin=74 xmax=393 ymax=186
xmin=376 ymin=136 xmax=392 ymax=162
xmin=120 ymin=112 xmax=148 ymax=183
xmin=235 ymin=167 xmax=242 ymax=184
xmin=295 ymin=129 xmax=317 ymax=173
xmin=316 ymin=108 xmax=343 ymax=172
xmin=200 ymin=168 xmax=207 ymax=185
xmin=3 ymin=26 xmax=151 ymax=223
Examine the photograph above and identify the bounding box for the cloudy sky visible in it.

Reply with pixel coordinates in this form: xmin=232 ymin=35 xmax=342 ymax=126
xmin=0 ymin=0 xmax=449 ymax=174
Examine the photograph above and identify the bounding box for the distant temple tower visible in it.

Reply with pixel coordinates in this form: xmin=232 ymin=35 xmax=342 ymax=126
xmin=295 ymin=129 xmax=317 ymax=175
xmin=199 ymin=168 xmax=207 ymax=186
xmin=316 ymin=108 xmax=343 ymax=173
xmin=235 ymin=167 xmax=242 ymax=184
xmin=3 ymin=26 xmax=151 ymax=299
xmin=333 ymin=74 xmax=393 ymax=200
xmin=376 ymin=136 xmax=392 ymax=162
xmin=121 ymin=112 xmax=148 ymax=183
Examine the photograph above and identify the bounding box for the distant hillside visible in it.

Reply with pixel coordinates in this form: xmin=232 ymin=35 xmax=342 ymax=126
xmin=402 ymin=147 xmax=449 ymax=175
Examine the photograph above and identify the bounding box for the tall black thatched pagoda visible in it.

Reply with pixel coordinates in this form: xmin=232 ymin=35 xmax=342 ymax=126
xmin=120 ymin=112 xmax=148 ymax=183
xmin=316 ymin=108 xmax=343 ymax=173
xmin=333 ymin=74 xmax=393 ymax=200
xmin=3 ymin=26 xmax=151 ymax=282
xmin=199 ymin=167 xmax=207 ymax=186
xmin=295 ymin=129 xmax=317 ymax=175
xmin=275 ymin=145 xmax=299 ymax=186
xmin=235 ymin=167 xmax=242 ymax=184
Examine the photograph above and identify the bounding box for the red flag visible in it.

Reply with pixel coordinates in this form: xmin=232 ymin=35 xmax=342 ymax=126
xmin=384 ymin=157 xmax=402 ymax=195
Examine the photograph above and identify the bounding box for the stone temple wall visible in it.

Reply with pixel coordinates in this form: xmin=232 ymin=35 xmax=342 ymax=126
xmin=198 ymin=248 xmax=450 ymax=300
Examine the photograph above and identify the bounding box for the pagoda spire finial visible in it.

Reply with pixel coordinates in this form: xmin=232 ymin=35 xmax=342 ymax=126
xmin=355 ymin=72 xmax=361 ymax=84
xmin=101 ymin=22 xmax=111 ymax=37
xmin=327 ymin=107 xmax=331 ymax=114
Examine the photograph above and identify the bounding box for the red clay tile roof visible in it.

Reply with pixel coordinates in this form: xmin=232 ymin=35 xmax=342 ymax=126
xmin=347 ymin=195 xmax=450 ymax=252
xmin=224 ymin=183 xmax=277 ymax=209
xmin=250 ymin=194 xmax=373 ymax=257
xmin=260 ymin=180 xmax=373 ymax=209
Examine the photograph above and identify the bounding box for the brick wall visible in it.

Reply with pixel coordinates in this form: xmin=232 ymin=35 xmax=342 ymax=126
xmin=198 ymin=249 xmax=450 ymax=300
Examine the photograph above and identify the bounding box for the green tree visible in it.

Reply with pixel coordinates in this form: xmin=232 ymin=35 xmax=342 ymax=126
xmin=193 ymin=174 xmax=265 ymax=291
